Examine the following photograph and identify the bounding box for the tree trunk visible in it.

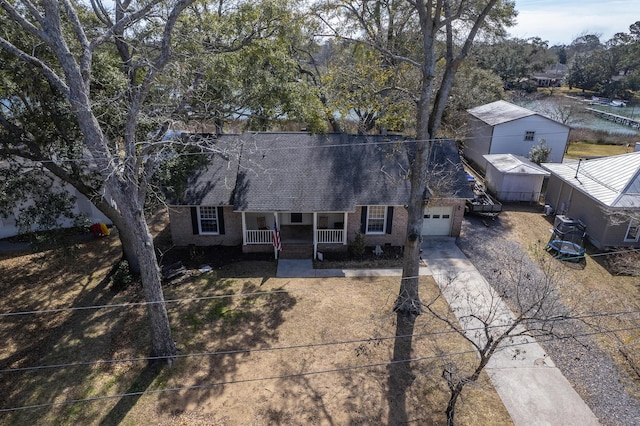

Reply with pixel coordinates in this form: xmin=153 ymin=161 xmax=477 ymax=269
xmin=117 ymin=203 xmax=177 ymax=362
xmin=395 ymin=80 xmax=432 ymax=317
xmin=114 ymin=219 xmax=142 ymax=275
xmin=387 ymin=313 xmax=417 ymax=423
xmin=445 ymin=384 xmax=462 ymax=426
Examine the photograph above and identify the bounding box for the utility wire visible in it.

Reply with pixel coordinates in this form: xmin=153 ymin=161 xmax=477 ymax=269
xmin=2 ymin=266 xmax=639 ymax=318
xmin=0 ymin=275 xmax=425 ymax=317
xmin=3 ymin=130 xmax=581 ymax=165
xmin=1 ymin=324 xmax=639 ymax=414
xmin=1 ymin=309 xmax=637 ymax=375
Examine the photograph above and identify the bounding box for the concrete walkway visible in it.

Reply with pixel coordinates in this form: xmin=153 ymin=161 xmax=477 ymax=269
xmin=276 ymin=239 xmax=599 ymax=425
xmin=276 ymin=258 xmax=431 ymax=278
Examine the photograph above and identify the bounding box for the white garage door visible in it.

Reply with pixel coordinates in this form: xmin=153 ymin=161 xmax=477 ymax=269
xmin=421 ymin=206 xmax=453 ymax=236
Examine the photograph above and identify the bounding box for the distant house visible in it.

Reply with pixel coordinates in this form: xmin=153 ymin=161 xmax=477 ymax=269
xmin=483 ymin=154 xmax=550 ymax=202
xmin=531 ymin=63 xmax=568 ymax=87
xmin=0 ymin=161 xmax=111 ymax=239
xmin=542 ymin=152 xmax=640 ymax=249
xmin=465 ymin=100 xmax=570 ymax=172
xmin=168 ymin=133 xmax=473 ymax=259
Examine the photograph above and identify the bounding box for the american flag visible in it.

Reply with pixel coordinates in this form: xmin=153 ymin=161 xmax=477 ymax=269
xmin=272 ymin=224 xmax=282 ymax=251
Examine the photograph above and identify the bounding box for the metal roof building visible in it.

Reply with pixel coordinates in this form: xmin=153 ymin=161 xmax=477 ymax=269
xmin=542 ymin=151 xmax=640 ymax=249
xmin=484 ymin=154 xmax=549 ymax=202
xmin=465 ymin=100 xmax=570 ymax=172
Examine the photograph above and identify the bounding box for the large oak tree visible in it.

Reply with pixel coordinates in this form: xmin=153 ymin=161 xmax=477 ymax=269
xmin=0 ymin=0 xmax=307 ymax=361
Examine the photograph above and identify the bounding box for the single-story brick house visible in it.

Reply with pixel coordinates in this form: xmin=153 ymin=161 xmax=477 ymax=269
xmin=465 ymin=100 xmax=570 ymax=172
xmin=168 ymin=133 xmax=473 ymax=259
xmin=542 ymin=152 xmax=640 ymax=250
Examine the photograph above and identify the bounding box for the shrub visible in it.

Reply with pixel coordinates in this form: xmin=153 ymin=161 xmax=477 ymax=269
xmin=349 ymin=232 xmax=366 ymax=259
xmin=111 ymin=260 xmax=133 ymax=292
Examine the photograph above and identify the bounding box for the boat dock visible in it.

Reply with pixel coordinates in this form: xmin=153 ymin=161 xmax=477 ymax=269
xmin=586 ymin=107 xmax=640 ymax=129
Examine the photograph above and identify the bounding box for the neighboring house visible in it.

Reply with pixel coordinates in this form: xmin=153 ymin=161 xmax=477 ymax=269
xmin=531 ymin=63 xmax=568 ymax=87
xmin=465 ymin=100 xmax=570 ymax=172
xmin=0 ymin=162 xmax=112 ymax=239
xmin=484 ymin=154 xmax=550 ymax=202
xmin=542 ymin=152 xmax=640 ymax=250
xmin=168 ymin=133 xmax=473 ymax=259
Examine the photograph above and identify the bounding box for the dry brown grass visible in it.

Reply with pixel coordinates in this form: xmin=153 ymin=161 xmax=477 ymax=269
xmin=0 ymin=231 xmax=511 ymax=425
xmin=565 ymin=141 xmax=630 ymax=160
xmin=496 ymin=206 xmax=640 ymax=398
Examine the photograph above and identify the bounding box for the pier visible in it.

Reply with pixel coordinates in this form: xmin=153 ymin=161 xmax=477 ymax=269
xmin=586 ymin=107 xmax=640 ymax=129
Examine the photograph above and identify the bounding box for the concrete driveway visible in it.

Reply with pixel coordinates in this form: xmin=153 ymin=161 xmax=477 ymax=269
xmin=421 ymin=237 xmax=599 ymax=426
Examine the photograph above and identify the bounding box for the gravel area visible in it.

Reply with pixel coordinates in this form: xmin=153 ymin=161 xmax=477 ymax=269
xmin=458 ymin=214 xmax=640 ymax=426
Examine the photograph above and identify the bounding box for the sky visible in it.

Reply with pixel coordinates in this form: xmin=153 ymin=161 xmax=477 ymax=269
xmin=509 ymin=0 xmax=639 ymax=45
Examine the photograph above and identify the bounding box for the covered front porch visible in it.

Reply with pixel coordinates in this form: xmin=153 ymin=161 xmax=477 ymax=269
xmin=241 ymin=212 xmax=348 ymax=258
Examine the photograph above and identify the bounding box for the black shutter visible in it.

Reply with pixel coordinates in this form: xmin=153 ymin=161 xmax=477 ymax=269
xmin=190 ymin=207 xmax=199 ymax=235
xmin=360 ymin=206 xmax=367 ymax=234
xmin=217 ymin=206 xmax=225 ymax=235
xmin=386 ymin=206 xmax=394 ymax=234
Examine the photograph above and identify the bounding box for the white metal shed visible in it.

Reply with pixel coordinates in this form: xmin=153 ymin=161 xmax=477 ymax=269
xmin=484 ymin=154 xmax=550 ymax=202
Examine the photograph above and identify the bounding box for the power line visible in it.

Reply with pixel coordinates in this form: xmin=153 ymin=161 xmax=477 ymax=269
xmin=0 ymin=275 xmax=424 ymax=318
xmin=2 ymin=266 xmax=639 ymax=318
xmin=1 ymin=324 xmax=639 ymax=414
xmin=2 ymin=130 xmax=580 ymax=165
xmin=1 ymin=308 xmax=638 ymax=375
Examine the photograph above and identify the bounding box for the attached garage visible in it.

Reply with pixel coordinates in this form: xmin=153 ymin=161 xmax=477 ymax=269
xmin=422 ymin=206 xmax=453 ymax=235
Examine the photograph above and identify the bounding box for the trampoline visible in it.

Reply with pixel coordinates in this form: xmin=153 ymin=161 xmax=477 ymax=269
xmin=546 ymin=239 xmax=585 ymax=261
xmin=545 ymin=216 xmax=587 ymax=262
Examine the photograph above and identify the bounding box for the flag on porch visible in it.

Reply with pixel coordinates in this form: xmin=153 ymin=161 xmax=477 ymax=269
xmin=272 ymin=224 xmax=282 ymax=251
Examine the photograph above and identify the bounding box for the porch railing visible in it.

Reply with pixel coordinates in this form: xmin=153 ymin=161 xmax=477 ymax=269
xmin=317 ymin=229 xmax=344 ymax=244
xmin=245 ymin=229 xmax=273 ymax=244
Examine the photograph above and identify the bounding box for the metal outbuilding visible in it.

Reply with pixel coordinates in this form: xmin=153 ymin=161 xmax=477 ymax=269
xmin=466 ymin=100 xmax=570 ymax=172
xmin=483 ymin=154 xmax=550 ymax=202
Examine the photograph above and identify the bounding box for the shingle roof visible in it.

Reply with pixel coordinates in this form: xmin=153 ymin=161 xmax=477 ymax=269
xmin=176 ymin=133 xmax=472 ymax=211
xmin=180 ymin=135 xmax=243 ymax=206
xmin=484 ymin=154 xmax=550 ymax=176
xmin=542 ymin=152 xmax=640 ymax=208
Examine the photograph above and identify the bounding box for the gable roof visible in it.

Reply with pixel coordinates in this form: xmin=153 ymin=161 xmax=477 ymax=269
xmin=468 ymin=100 xmax=571 ymax=129
xmin=468 ymin=100 xmax=537 ymax=126
xmin=176 ymin=133 xmax=472 ymax=212
xmin=542 ymin=152 xmax=640 ymax=208
xmin=484 ymin=154 xmax=550 ymax=176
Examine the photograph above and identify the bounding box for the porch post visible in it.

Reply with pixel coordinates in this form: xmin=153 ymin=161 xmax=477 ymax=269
xmin=313 ymin=212 xmax=318 ymax=260
xmin=273 ymin=212 xmax=279 ymax=260
xmin=343 ymin=212 xmax=348 ymax=245
xmin=241 ymin=212 xmax=247 ymax=246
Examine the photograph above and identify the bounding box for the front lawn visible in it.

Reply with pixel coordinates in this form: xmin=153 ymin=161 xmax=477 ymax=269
xmin=0 ymin=230 xmax=510 ymax=425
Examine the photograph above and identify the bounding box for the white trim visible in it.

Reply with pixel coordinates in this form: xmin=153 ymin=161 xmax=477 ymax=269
xmin=366 ymin=205 xmax=387 ymax=234
xmin=197 ymin=206 xmax=220 ymax=235
xmin=343 ymin=212 xmax=348 ymax=245
xmin=313 ymin=212 xmax=318 ymax=259
xmin=241 ymin=212 xmax=247 ymax=245
xmin=624 ymin=219 xmax=640 ymax=242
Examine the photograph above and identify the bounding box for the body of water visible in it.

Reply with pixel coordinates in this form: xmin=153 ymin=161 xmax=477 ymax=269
xmin=520 ymin=97 xmax=640 ymax=136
